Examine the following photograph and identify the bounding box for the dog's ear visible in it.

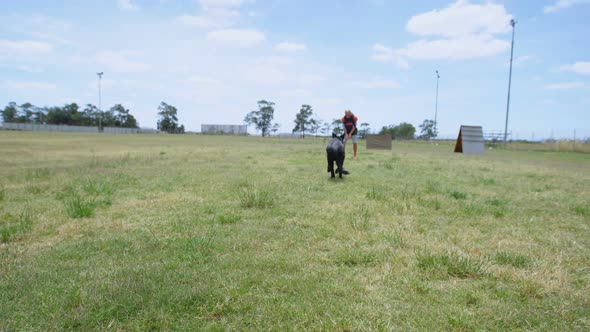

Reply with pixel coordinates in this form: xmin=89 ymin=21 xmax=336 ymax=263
xmin=339 ymin=133 xmax=345 ymax=140
xmin=332 ymin=133 xmax=337 ymax=138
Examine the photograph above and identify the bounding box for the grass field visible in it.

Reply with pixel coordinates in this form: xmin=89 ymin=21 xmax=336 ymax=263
xmin=1 ymin=131 xmax=589 ymax=331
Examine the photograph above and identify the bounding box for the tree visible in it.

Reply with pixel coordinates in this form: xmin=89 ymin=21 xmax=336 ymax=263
xmin=19 ymin=103 xmax=35 ymax=123
xmin=157 ymin=102 xmax=183 ymax=133
xmin=321 ymin=120 xmax=332 ymax=136
xmin=310 ymin=118 xmax=323 ymax=137
xmin=271 ymin=123 xmax=280 ymax=136
xmin=80 ymin=104 xmax=99 ymax=126
xmin=244 ymin=100 xmax=277 ymax=137
xmin=1 ymin=102 xmax=18 ymax=122
xmin=418 ymin=119 xmax=437 ymax=140
xmin=45 ymin=103 xmax=80 ymax=125
xmin=379 ymin=122 xmax=416 ymax=140
xmin=110 ymin=104 xmax=138 ymax=128
xmin=32 ymin=106 xmax=46 ymax=124
xmin=358 ymin=122 xmax=371 ymax=138
xmin=292 ymin=104 xmax=315 ymax=138
xmin=331 ymin=118 xmax=343 ymax=135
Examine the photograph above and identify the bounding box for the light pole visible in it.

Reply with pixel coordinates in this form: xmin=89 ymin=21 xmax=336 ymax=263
xmin=434 ymin=70 xmax=440 ymax=137
xmin=97 ymin=72 xmax=103 ymax=131
xmin=504 ymin=19 xmax=516 ymax=143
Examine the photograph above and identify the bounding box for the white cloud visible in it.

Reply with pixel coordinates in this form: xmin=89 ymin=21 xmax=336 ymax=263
xmin=177 ymin=8 xmax=240 ymax=29
xmin=373 ymin=1 xmax=513 ymax=67
xmin=31 ymin=31 xmax=73 ymax=45
xmin=401 ymin=34 xmax=510 ymax=60
xmin=407 ymin=0 xmax=512 ymax=37
xmin=352 ymin=77 xmax=401 ymax=89
xmin=544 ymin=0 xmax=590 ymax=13
xmin=207 ymin=29 xmax=265 ymax=47
xmin=371 ymin=44 xmax=410 ymax=69
xmin=280 ymin=88 xmax=312 ymax=97
xmin=274 ymin=42 xmax=306 ymax=52
xmin=544 ymin=82 xmax=585 ymax=90
xmin=118 ymin=0 xmax=140 ymax=11
xmin=513 ymin=55 xmax=535 ymax=66
xmin=559 ymin=61 xmax=590 ymax=75
xmin=4 ymin=81 xmax=57 ymax=91
xmin=17 ymin=65 xmax=42 ymax=73
xmin=0 ymin=40 xmax=53 ymax=57
xmin=241 ymin=64 xmax=288 ymax=85
xmin=198 ymin=0 xmax=249 ymax=8
xmin=74 ymin=50 xmax=150 ymax=73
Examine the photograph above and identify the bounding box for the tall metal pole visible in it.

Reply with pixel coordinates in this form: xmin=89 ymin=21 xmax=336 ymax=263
xmin=97 ymin=72 xmax=103 ymax=130
xmin=435 ymin=70 xmax=440 ymax=137
xmin=504 ymin=19 xmax=516 ymax=143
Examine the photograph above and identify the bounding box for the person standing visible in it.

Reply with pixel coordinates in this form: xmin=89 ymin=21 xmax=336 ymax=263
xmin=342 ymin=110 xmax=358 ymax=159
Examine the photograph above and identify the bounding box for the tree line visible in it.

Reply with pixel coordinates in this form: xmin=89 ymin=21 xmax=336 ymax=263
xmin=244 ymin=100 xmax=437 ymax=140
xmin=1 ymin=102 xmax=138 ymax=129
xmin=1 ymin=101 xmax=189 ymax=134
xmin=2 ymin=99 xmax=437 ymax=139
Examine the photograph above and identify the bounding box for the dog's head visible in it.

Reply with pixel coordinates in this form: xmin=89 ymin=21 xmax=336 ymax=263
xmin=332 ymin=132 xmax=345 ymax=142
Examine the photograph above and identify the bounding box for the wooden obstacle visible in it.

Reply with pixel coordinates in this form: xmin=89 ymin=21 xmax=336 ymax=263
xmin=454 ymin=125 xmax=485 ymax=155
xmin=366 ymin=134 xmax=392 ymax=150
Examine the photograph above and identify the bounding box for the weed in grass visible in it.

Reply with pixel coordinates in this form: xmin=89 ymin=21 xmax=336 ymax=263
xmin=462 ymin=291 xmax=481 ymax=306
xmin=486 ymin=197 xmax=505 ymax=207
xmin=461 ymin=203 xmax=486 ymax=216
xmin=237 ymin=182 xmax=275 ymax=209
xmin=418 ymin=197 xmax=442 ymax=211
xmin=516 ymin=279 xmax=544 ymax=300
xmin=408 ymin=278 xmax=429 ymax=294
xmin=26 ymin=167 xmax=50 ymax=180
xmin=203 ymin=205 xmax=218 ymax=214
xmin=0 ymin=185 xmax=5 ymax=202
xmin=493 ymin=209 xmax=506 ymax=218
xmin=25 ymin=185 xmax=43 ymax=194
xmin=572 ymin=204 xmax=589 ymax=217
xmin=385 ymin=230 xmax=408 ymax=249
xmin=424 ymin=180 xmax=441 ymax=193
xmin=182 ymin=231 xmax=218 ymax=261
xmin=216 ymin=214 xmax=240 ymax=225
xmin=482 ymin=177 xmax=496 ymax=185
xmin=65 ymin=193 xmax=95 ymax=218
xmin=82 ymin=177 xmax=114 ymax=196
xmin=1 ymin=211 xmax=33 ymax=243
xmin=400 ymin=184 xmax=417 ymax=201
xmin=366 ymin=186 xmax=386 ymax=200
xmin=447 ymin=314 xmax=474 ymax=331
xmin=494 ymin=251 xmax=531 ymax=268
xmin=335 ymin=247 xmax=377 ymax=267
xmin=350 ymin=207 xmax=371 ymax=231
xmin=450 ymin=191 xmax=467 ymax=200
xmin=416 ymin=251 xmax=485 ymax=279
xmin=379 ymin=156 xmax=399 ymax=170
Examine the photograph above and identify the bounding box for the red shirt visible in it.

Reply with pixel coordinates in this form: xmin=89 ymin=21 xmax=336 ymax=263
xmin=342 ymin=115 xmax=358 ymax=135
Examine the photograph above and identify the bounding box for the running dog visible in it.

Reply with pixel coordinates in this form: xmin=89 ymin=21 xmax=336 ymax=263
xmin=326 ymin=133 xmax=348 ymax=178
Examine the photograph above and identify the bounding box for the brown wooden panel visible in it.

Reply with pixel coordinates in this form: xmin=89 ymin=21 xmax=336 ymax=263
xmin=366 ymin=135 xmax=392 ymax=150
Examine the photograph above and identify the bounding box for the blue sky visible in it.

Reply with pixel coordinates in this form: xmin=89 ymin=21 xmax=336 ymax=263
xmin=1 ymin=0 xmax=589 ymax=139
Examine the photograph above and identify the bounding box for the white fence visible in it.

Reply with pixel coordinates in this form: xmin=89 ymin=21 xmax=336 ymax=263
xmin=1 ymin=122 xmax=142 ymax=134
xmin=201 ymin=124 xmax=247 ymax=135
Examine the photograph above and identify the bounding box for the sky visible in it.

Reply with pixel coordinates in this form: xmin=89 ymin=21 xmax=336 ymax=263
xmin=1 ymin=0 xmax=589 ymax=139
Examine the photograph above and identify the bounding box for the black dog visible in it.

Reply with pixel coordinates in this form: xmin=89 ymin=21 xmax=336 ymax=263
xmin=326 ymin=133 xmax=348 ymax=178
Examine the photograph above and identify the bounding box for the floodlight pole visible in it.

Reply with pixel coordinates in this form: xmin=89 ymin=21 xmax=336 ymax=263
xmin=435 ymin=70 xmax=440 ymax=137
xmin=97 ymin=72 xmax=103 ymax=131
xmin=504 ymin=19 xmax=516 ymax=143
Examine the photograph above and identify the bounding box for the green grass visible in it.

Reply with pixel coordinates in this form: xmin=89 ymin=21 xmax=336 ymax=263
xmin=1 ymin=132 xmax=589 ymax=330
